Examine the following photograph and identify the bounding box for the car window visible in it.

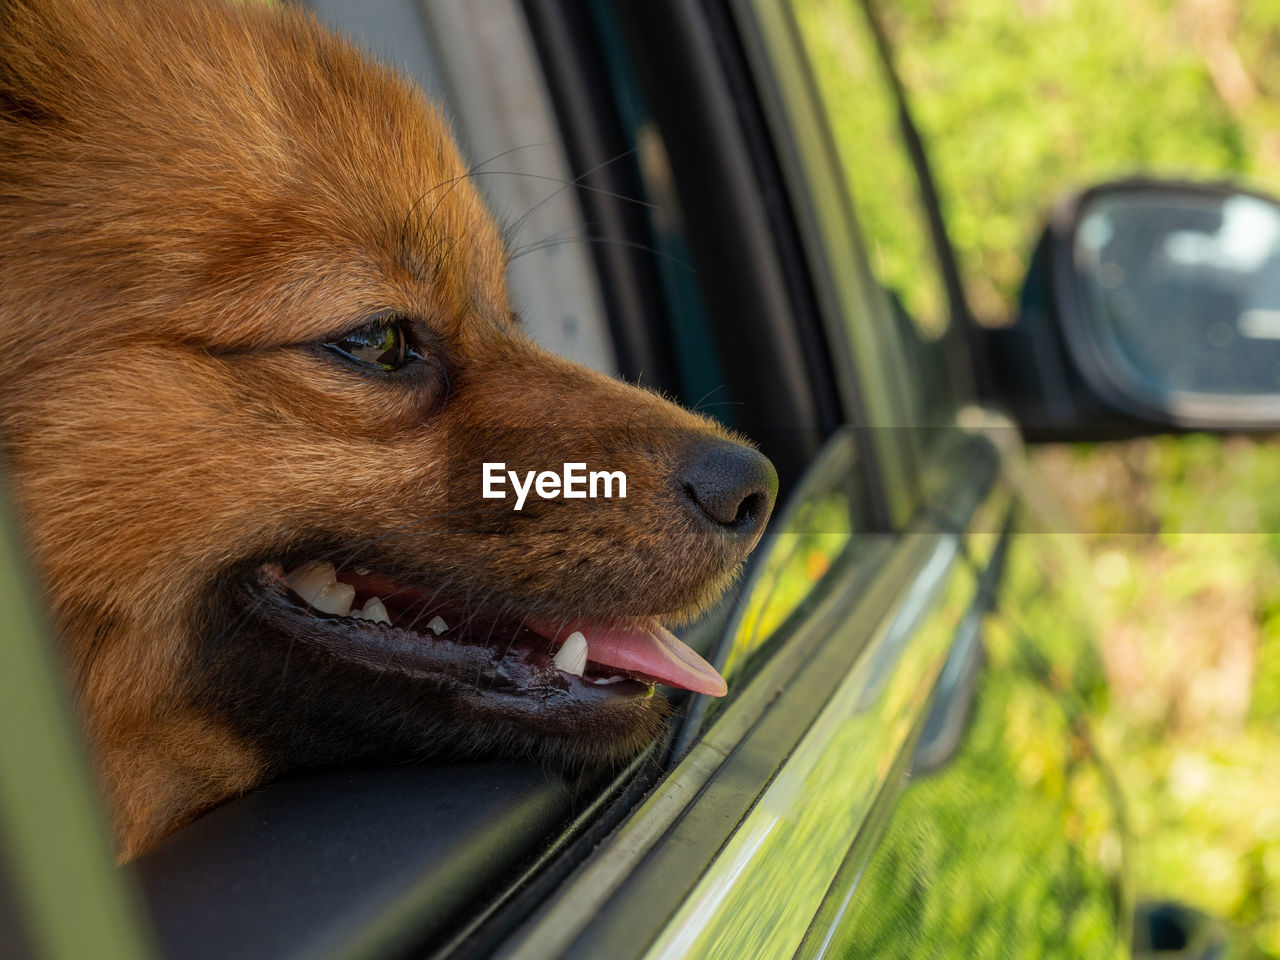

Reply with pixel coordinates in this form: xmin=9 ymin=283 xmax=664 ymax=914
xmin=0 ymin=4 xmax=905 ymax=957
xmin=794 ymin=0 xmax=949 ymax=345
xmin=792 ymin=0 xmax=967 ymax=424
xmin=308 ymin=0 xmax=619 ymax=376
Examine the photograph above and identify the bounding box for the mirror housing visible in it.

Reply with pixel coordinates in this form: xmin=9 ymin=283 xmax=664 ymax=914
xmin=977 ymin=178 xmax=1280 ymax=438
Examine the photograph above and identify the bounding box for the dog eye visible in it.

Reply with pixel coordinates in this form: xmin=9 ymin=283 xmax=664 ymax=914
xmin=324 ymin=319 xmax=417 ymax=371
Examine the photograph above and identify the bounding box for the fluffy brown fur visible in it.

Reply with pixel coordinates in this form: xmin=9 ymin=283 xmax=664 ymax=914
xmin=0 ymin=0 xmax=775 ymax=860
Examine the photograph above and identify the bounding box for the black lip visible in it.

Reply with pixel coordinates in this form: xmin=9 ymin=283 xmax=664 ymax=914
xmin=250 ymin=571 xmax=655 ymax=706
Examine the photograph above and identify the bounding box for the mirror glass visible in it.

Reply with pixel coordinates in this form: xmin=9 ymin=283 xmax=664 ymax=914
xmin=1073 ymin=189 xmax=1280 ymax=407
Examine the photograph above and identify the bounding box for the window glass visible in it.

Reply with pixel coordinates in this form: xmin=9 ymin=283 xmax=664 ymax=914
xmin=310 ymin=0 xmax=619 ymax=374
xmin=584 ymin=0 xmax=732 ymax=423
xmin=722 ymin=431 xmax=866 ymax=681
xmin=794 ymin=0 xmax=950 ymax=345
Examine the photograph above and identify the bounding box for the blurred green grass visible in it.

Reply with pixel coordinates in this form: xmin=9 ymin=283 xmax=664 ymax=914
xmin=803 ymin=0 xmax=1280 ymax=955
xmin=1035 ymin=441 xmax=1280 ymax=958
xmin=882 ymin=0 xmax=1280 ymax=321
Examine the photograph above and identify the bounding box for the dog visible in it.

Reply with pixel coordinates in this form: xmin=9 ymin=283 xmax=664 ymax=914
xmin=0 ymin=0 xmax=777 ymax=860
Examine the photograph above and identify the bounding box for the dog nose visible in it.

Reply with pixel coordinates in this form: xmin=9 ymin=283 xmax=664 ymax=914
xmin=680 ymin=439 xmax=778 ymax=546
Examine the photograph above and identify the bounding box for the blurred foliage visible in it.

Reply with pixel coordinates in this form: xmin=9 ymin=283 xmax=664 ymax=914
xmin=882 ymin=0 xmax=1280 ymax=323
xmin=794 ymin=0 xmax=1280 ymax=956
xmin=1035 ymin=440 xmax=1280 ymax=959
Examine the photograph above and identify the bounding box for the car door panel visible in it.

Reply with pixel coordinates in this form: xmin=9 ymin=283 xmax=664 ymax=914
xmin=810 ymin=532 xmax=1129 ymax=959
xmin=799 ymin=426 xmax=1130 ymax=958
xmin=490 ymin=428 xmax=1005 ymax=959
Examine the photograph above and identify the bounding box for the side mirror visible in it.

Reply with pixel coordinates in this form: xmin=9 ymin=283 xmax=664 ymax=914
xmin=978 ymin=178 xmax=1280 ymax=437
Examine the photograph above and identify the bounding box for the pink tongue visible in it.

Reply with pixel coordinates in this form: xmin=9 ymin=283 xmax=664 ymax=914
xmin=535 ymin=620 xmax=728 ymax=697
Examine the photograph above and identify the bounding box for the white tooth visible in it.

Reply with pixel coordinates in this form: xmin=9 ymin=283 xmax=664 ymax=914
xmin=283 ymin=562 xmax=337 ymax=605
xmin=311 ymin=581 xmax=355 ymax=616
xmin=427 ymin=615 xmax=449 ymax=635
xmin=354 ymin=567 xmax=371 ymax=576
xmin=358 ymin=597 xmax=390 ymax=625
xmin=553 ymin=631 xmax=588 ymax=678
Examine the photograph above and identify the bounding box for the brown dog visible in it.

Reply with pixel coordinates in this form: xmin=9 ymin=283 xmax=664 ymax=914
xmin=0 ymin=0 xmax=776 ymax=860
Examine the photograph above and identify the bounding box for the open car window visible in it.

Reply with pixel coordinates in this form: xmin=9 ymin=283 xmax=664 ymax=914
xmin=2 ymin=2 xmax=888 ymax=959
xmin=133 ymin=0 xmax=885 ymax=955
xmin=307 ymin=0 xmax=618 ymax=376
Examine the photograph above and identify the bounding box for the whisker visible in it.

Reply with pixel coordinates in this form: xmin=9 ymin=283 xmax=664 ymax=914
xmin=509 ymin=233 xmax=692 ymax=271
xmin=469 ymin=169 xmax=658 ymax=210
xmin=502 ymin=145 xmax=641 ymax=239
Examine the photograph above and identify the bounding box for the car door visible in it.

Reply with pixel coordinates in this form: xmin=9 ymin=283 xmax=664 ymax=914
xmin=470 ymin=1 xmax=1133 ymax=957
xmin=430 ymin=0 xmax=1119 ymax=957
xmin=722 ymin=2 xmax=1133 ymax=957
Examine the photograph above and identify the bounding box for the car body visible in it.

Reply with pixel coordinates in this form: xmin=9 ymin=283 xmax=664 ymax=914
xmin=0 ymin=1 xmax=1262 ymax=958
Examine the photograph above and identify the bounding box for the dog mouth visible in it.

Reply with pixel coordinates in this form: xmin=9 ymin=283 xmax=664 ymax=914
xmin=251 ymin=561 xmax=727 ymax=702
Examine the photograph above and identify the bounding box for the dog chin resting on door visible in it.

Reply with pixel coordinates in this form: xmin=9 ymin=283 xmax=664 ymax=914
xmin=0 ymin=0 xmax=777 ymax=860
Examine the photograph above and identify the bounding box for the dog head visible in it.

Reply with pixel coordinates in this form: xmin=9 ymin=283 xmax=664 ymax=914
xmin=0 ymin=0 xmax=776 ymax=857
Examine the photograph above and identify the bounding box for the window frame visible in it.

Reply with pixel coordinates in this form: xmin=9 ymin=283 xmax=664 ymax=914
xmin=523 ymin=0 xmax=854 ymax=497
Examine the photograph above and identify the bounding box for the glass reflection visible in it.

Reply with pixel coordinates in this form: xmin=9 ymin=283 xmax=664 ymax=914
xmin=814 ymin=531 xmax=1129 ymax=959
xmin=1075 ymin=189 xmax=1280 ymax=397
xmin=649 ymin=536 xmax=969 ymax=960
xmin=719 ymin=432 xmax=863 ymax=682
